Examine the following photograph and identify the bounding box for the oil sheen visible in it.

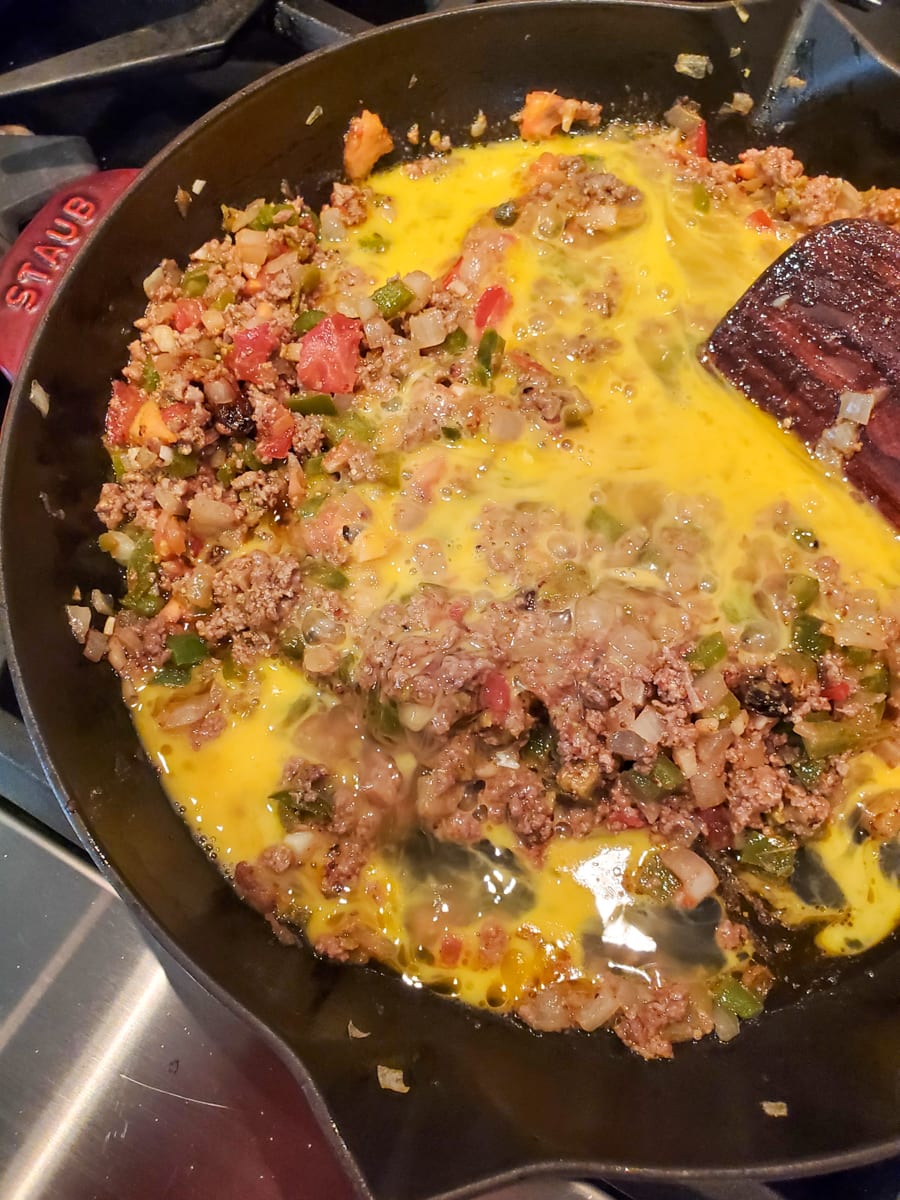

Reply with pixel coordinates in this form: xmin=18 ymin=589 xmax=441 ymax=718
xmin=133 ymin=130 xmax=900 ymax=1013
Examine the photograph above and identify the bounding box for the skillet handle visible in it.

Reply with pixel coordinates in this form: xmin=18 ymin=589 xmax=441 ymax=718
xmin=0 ymin=168 xmax=139 ymax=381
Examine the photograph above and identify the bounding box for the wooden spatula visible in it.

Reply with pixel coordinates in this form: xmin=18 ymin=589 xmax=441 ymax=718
xmin=703 ymin=218 xmax=900 ymax=528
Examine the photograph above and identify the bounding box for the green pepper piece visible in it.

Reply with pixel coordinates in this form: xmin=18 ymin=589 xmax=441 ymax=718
xmin=585 ymin=505 xmax=625 ymax=541
xmin=110 ymin=451 xmax=126 ymax=482
xmin=738 ymin=829 xmax=796 ymax=878
xmin=220 ymin=652 xmax=247 ymax=682
xmin=212 ymin=288 xmax=236 ymax=311
xmin=790 ymin=757 xmax=823 ymax=790
xmin=686 ymin=630 xmax=727 ymax=670
xmin=441 ymin=426 xmax=461 ymax=441
xmin=474 ymin=328 xmax=505 ymax=384
xmin=365 ymin=691 xmax=402 ymax=740
xmin=304 ymin=454 xmax=324 ymax=478
xmin=692 ymin=182 xmax=711 ymax=213
xmin=792 ymin=527 xmax=819 ymax=551
xmin=710 ymin=977 xmax=763 ymax=1019
xmin=371 ymin=278 xmax=415 ymax=320
xmin=240 ymin=441 xmax=263 ymax=471
xmin=247 ymin=202 xmax=295 ymax=231
xmin=322 ymin=412 xmax=375 ymax=445
xmin=539 ymin=563 xmax=591 ymax=606
xmin=788 ymin=574 xmax=820 ymax=610
xmin=291 ymin=265 xmax=321 ymax=306
xmin=861 ymin=662 xmax=890 ymax=695
xmin=704 ymin=689 xmax=741 ymax=724
xmin=636 ymin=852 xmax=680 ymax=902
xmin=374 ymin=452 xmax=402 ymax=489
xmin=166 ymin=632 xmax=208 ymax=667
xmin=181 ymin=267 xmax=209 ymax=297
xmin=168 ymin=450 xmax=199 ymax=479
xmin=279 ymin=625 xmax=305 ymax=659
xmin=792 ymin=613 xmax=831 ymax=658
xmin=522 ymin=724 xmax=555 ymax=767
xmin=287 ymin=392 xmax=338 ymax=415
xmin=797 ymin=709 xmax=880 ymax=759
xmin=271 ymin=780 xmax=334 ymax=828
xmin=649 ymin=754 xmax=684 ymax=792
xmin=293 ymin=309 xmax=326 ymax=335
xmin=359 ymin=232 xmax=390 ymax=253
xmin=304 ymin=560 xmax=349 ymax=590
xmin=297 ymin=496 xmax=325 ymax=520
xmin=122 ymin=533 xmax=164 ymax=617
xmin=154 ymin=663 xmax=192 ymax=688
xmin=844 ymin=645 xmax=874 ymax=668
xmin=141 ymin=358 xmax=160 ymax=393
xmin=492 ymin=200 xmax=519 ymax=227
xmin=622 ymin=769 xmax=663 ymax=804
xmin=441 ymin=327 xmax=468 ymax=355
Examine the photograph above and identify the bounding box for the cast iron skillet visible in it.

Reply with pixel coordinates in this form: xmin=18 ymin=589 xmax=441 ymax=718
xmin=3 ymin=3 xmax=900 ymax=1198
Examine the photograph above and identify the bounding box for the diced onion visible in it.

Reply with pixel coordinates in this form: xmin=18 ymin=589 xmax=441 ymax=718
xmin=403 ymin=270 xmax=433 ymax=311
xmin=664 ymin=101 xmax=703 ymax=134
xmin=234 ymin=228 xmax=269 ymax=266
xmin=719 ymin=91 xmax=754 ymax=116
xmin=151 ymin=324 xmax=178 ymax=353
xmin=399 ymin=702 xmax=436 ymax=732
xmin=319 ymin=207 xmax=346 ymax=242
xmin=629 ymin=705 xmax=664 ymax=745
xmin=408 ymin=309 xmax=447 ymax=349
xmin=83 ymin=628 xmax=109 ymax=662
xmin=65 ymin=605 xmax=91 ymax=644
xmin=90 ymin=588 xmax=114 ymax=616
xmin=713 ymin=1003 xmax=740 ymax=1042
xmin=377 ymin=1066 xmax=409 ymax=1093
xmin=838 ymin=390 xmax=876 ymax=425
xmin=674 ymin=53 xmax=713 ymax=80
xmin=188 ymin=495 xmax=239 ymax=537
xmin=348 ymin=1020 xmax=370 ymax=1039
xmin=157 ymin=694 xmax=213 ymax=729
xmin=573 ymin=593 xmax=615 ymax=636
xmin=284 ymin=831 xmax=316 ymax=858
xmin=486 ymin=406 xmax=524 ymax=442
xmin=693 ymin=667 xmax=727 ymax=707
xmin=609 ymin=729 xmax=649 ymax=759
xmin=659 ymin=846 xmax=719 ymax=906
xmin=28 ymin=380 xmax=50 ymax=417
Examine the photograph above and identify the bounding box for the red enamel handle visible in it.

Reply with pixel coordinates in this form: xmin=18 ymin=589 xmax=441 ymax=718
xmin=0 ymin=168 xmax=139 ymax=381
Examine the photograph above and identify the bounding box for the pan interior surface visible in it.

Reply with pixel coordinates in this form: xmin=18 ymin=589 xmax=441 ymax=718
xmin=2 ymin=4 xmax=900 ymax=1197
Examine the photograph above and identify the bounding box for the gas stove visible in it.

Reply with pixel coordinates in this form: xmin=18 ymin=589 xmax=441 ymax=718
xmin=0 ymin=4 xmax=897 ymax=1200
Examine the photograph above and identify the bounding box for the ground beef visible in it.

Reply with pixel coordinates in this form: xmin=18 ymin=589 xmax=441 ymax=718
xmin=195 ymin=550 xmax=304 ymax=649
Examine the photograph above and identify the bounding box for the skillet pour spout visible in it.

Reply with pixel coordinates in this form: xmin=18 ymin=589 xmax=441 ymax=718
xmin=2 ymin=3 xmax=900 ymax=1198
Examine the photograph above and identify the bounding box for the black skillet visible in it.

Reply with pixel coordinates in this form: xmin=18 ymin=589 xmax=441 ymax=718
xmin=2 ymin=3 xmax=900 ymax=1198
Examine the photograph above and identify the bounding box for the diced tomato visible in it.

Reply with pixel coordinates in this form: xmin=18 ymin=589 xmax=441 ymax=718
xmin=255 ymin=400 xmax=295 ymax=462
xmin=230 ymin=322 xmax=280 ymax=384
xmin=439 ymin=934 xmax=463 ymax=967
xmin=173 ymin=298 xmax=203 ymax=332
xmin=105 ymin=381 xmax=143 ymax=446
xmin=441 ymin=256 xmax=463 ymax=288
xmin=687 ymin=119 xmax=708 ymax=158
xmin=153 ymin=514 xmax=187 ymax=559
xmin=746 ymin=208 xmax=775 ymax=232
xmin=481 ymin=670 xmax=511 ymax=720
xmin=824 ymin=681 xmax=852 ymax=704
xmin=296 ymin=313 xmax=362 ymax=394
xmin=474 ymin=285 xmax=512 ymax=332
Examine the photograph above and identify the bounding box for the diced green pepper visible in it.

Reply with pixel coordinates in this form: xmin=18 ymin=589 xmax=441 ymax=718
xmin=374 ymin=452 xmax=401 ymax=488
xmin=622 ymin=769 xmax=663 ymax=804
xmin=738 ymin=829 xmax=796 ymax=878
xmin=247 ymin=202 xmax=295 ymax=231
xmin=154 ymin=663 xmax=192 ymax=688
xmin=371 ymin=278 xmax=415 ymax=320
xmin=110 ymin=451 xmax=126 ymax=481
xmin=704 ymin=689 xmax=741 ymax=724
xmin=122 ymin=533 xmax=164 ymax=617
xmin=441 ymin=426 xmax=461 ymax=441
xmin=539 ymin=562 xmax=591 ymax=606
xmin=861 ymin=662 xmax=890 ymax=695
xmin=166 ymin=632 xmax=208 ymax=667
xmin=291 ymin=265 xmax=321 ymax=306
xmin=636 ymin=852 xmax=680 ymax=902
xmin=710 ymin=976 xmax=763 ymax=1019
xmin=293 ymin=309 xmax=326 ymax=335
xmin=792 ymin=613 xmax=831 ymax=658
xmin=790 ymin=757 xmax=823 ymax=789
xmin=474 ymin=328 xmax=506 ymax=384
xmin=692 ymin=182 xmax=711 ymax=213
xmin=441 ymin=327 xmax=468 ymax=355
xmin=522 ymin=724 xmax=556 ymax=767
xmin=304 ymin=560 xmax=349 ymax=590
xmin=788 ymin=574 xmax=820 ymax=609
xmin=220 ymin=652 xmax=247 ymax=682
xmin=649 ymin=754 xmax=684 ymax=792
xmin=365 ymin=691 xmax=402 ymax=740
xmin=492 ymin=200 xmax=519 ymax=227
xmin=585 ymin=505 xmax=625 ymax=541
xmin=181 ymin=267 xmax=209 ymax=297
xmin=287 ymin=392 xmax=337 ymax=415
xmin=304 ymin=454 xmax=324 ymax=477
xmin=844 ymin=645 xmax=874 ymax=668
xmin=797 ymin=708 xmax=880 ymax=759
xmin=359 ymin=232 xmax=390 ymax=253
xmin=168 ymin=450 xmax=199 ymax=478
xmin=323 ymin=412 xmax=375 ymax=445
xmin=212 ymin=288 xmax=236 ymax=311
xmin=686 ymin=631 xmax=727 ymax=670
xmin=272 ymin=781 xmax=334 ymax=829
xmin=141 ymin=358 xmax=160 ymax=393
xmin=792 ymin=527 xmax=819 ymax=551
xmin=239 ymin=441 xmax=263 ymax=471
